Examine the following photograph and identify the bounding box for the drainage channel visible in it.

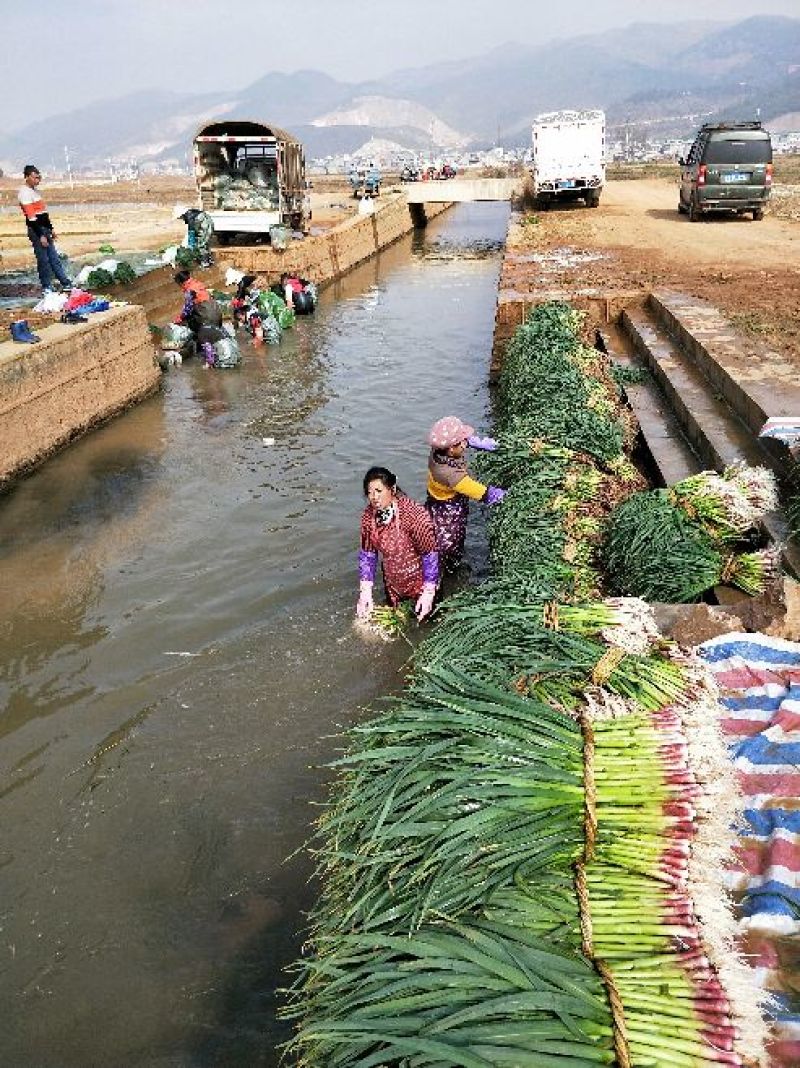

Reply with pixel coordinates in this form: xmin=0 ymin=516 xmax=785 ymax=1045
xmin=0 ymin=202 xmax=509 ymax=1066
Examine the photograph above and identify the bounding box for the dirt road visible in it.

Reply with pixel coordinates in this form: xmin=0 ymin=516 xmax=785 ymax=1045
xmin=511 ymin=177 xmax=800 ymax=361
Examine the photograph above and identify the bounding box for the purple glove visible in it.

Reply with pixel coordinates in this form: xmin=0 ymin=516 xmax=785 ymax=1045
xmin=468 ymin=435 xmax=498 ymax=452
xmin=358 ymin=549 xmax=378 ymax=583
xmin=415 ymin=583 xmax=436 ymax=621
xmin=485 ymin=486 xmax=505 ymax=505
xmin=421 ymin=551 xmax=440 ymax=587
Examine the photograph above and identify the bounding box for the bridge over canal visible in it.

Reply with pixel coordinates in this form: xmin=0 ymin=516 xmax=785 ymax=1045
xmin=403 ymin=177 xmax=523 ymax=203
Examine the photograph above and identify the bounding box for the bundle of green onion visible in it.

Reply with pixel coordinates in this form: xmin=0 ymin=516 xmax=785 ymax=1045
xmin=282 ymin=298 xmax=766 ymax=1066
xmin=605 ymin=490 xmax=775 ymax=602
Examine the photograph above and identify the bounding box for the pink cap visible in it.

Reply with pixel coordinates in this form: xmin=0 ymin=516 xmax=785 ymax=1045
xmin=428 ymin=416 xmax=475 ymax=450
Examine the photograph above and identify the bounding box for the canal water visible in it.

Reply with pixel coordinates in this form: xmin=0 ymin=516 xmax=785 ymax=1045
xmin=0 ymin=203 xmax=509 ymax=1066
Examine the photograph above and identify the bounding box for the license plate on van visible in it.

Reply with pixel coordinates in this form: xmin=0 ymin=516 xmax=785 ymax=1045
xmin=557 ymin=180 xmax=576 ymax=189
xmin=722 ymin=173 xmax=749 ymax=183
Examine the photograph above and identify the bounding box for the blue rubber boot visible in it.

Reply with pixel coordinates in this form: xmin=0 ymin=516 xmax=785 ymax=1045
xmin=10 ymin=320 xmax=41 ymax=344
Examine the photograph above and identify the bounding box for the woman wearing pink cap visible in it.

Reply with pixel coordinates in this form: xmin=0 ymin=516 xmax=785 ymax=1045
xmin=425 ymin=416 xmax=505 ymax=573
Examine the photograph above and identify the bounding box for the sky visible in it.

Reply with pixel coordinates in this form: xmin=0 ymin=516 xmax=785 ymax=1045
xmin=1 ymin=0 xmax=798 ymax=132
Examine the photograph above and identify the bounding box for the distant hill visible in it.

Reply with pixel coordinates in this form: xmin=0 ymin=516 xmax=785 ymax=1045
xmin=1 ymin=16 xmax=798 ymax=171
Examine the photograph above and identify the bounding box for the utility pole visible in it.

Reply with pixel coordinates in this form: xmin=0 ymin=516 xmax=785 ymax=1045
xmin=64 ymin=145 xmax=74 ymax=188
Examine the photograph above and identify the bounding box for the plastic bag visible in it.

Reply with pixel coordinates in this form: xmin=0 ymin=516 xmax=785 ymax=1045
xmin=161 ymin=323 xmax=194 ymax=351
xmin=257 ymin=290 xmax=286 ymax=317
xmin=277 ymin=306 xmax=295 ymax=330
xmin=269 ymin=225 xmax=288 ymax=250
xmin=213 ymin=336 xmax=242 ymax=369
xmin=33 ymin=291 xmax=68 ymax=314
xmin=262 ymin=316 xmax=282 ymax=345
xmin=76 ymin=257 xmax=119 ymax=285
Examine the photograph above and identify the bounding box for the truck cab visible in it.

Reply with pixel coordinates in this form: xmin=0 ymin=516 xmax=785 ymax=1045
xmin=193 ymin=119 xmax=309 ymax=244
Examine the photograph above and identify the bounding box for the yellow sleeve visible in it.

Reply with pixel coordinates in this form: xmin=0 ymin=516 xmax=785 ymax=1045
xmin=452 ymin=475 xmax=487 ymax=501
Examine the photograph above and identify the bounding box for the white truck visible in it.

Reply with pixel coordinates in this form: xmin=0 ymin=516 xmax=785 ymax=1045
xmin=530 ymin=109 xmax=605 ymax=208
xmin=193 ymin=119 xmax=310 ymax=245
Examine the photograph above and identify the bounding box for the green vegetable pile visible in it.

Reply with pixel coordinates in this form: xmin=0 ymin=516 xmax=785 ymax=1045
xmin=605 ymin=465 xmax=779 ymax=602
xmin=280 ymin=301 xmax=763 ymax=1066
xmin=85 ymin=267 xmax=114 ymax=290
xmin=476 ymin=302 xmax=645 ymax=602
xmin=112 ymin=261 xmax=136 ymax=285
xmin=174 ymin=245 xmax=199 ymax=268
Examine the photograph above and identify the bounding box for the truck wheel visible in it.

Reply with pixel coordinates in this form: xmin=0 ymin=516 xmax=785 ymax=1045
xmin=752 ymin=207 xmax=764 ymax=221
xmin=688 ymin=198 xmax=702 ymax=222
xmin=586 ymin=190 xmax=600 ymax=208
xmin=677 ymin=199 xmax=687 ymax=215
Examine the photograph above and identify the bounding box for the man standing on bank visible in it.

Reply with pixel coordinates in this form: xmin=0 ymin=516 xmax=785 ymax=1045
xmin=18 ymin=165 xmax=73 ymax=293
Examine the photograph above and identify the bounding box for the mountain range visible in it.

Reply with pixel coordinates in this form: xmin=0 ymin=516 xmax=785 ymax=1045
xmin=1 ymin=15 xmax=798 ymax=171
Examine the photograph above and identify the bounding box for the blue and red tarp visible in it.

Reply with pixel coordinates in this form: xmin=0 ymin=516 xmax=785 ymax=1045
xmin=700 ymin=633 xmax=800 ymax=1068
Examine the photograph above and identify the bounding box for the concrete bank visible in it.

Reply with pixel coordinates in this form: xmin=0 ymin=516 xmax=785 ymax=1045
xmin=0 ymin=306 xmax=159 ymax=489
xmin=111 ymin=194 xmax=452 ymax=327
xmin=0 ymin=195 xmax=448 ymax=490
xmin=216 ymin=193 xmax=451 ymax=281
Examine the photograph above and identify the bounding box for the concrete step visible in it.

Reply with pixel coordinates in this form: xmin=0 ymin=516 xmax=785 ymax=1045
xmin=621 ymin=305 xmax=800 ymax=579
xmin=649 ymin=289 xmax=800 ymax=478
xmin=597 ymin=329 xmax=700 ymax=486
xmin=621 ymin=307 xmax=774 ymax=474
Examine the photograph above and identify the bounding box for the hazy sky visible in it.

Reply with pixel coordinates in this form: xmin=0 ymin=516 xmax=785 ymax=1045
xmin=2 ymin=0 xmax=797 ymax=132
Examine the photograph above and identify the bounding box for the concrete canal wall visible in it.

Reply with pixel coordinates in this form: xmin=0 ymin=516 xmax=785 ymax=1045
xmin=0 ymin=306 xmax=160 ymax=490
xmin=215 ymin=194 xmax=451 ymax=284
xmin=93 ymin=197 xmax=451 ymax=332
xmin=0 ymin=196 xmax=449 ymax=491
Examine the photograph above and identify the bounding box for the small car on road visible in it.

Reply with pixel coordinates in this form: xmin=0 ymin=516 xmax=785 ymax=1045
xmin=678 ymin=122 xmax=772 ymax=222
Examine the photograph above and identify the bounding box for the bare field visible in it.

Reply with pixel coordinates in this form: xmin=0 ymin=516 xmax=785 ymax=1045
xmin=508 ymin=176 xmax=800 ymax=363
xmin=0 ymin=176 xmax=357 ymax=272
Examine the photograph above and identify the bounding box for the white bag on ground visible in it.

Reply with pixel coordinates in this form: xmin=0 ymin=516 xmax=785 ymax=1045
xmin=33 ymin=291 xmax=68 ymax=313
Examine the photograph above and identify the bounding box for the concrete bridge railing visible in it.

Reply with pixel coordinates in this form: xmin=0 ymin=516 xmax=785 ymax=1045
xmin=403 ymin=178 xmax=523 ymax=203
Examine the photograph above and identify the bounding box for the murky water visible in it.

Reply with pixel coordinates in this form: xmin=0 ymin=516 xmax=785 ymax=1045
xmin=0 ymin=204 xmax=509 ymax=1066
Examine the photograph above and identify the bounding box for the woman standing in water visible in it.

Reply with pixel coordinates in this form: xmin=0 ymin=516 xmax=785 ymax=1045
xmin=425 ymin=416 xmax=505 ymax=573
xmin=356 ymin=467 xmax=439 ymax=622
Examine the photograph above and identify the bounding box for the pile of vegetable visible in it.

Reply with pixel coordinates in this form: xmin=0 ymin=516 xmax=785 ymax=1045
xmin=605 ymin=466 xmax=779 ymax=603
xmin=284 ymin=595 xmax=767 ymax=1065
xmin=85 ymin=260 xmax=137 ymax=289
xmin=475 ymin=302 xmax=645 ymax=602
xmin=282 ymin=302 xmax=769 ymax=1065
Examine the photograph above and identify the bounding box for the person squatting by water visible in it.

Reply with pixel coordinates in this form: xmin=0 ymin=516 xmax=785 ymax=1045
xmin=281 ymin=271 xmax=315 ymax=315
xmin=172 ymin=204 xmax=215 ymax=268
xmin=173 ymin=271 xmax=225 ymax=367
xmin=425 ymin=416 xmax=506 ymax=573
xmin=357 ymin=467 xmax=440 ymax=622
xmin=18 ymin=165 xmax=74 ymax=294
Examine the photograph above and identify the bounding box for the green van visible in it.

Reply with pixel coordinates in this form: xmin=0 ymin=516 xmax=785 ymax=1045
xmin=678 ymin=122 xmax=772 ymax=222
